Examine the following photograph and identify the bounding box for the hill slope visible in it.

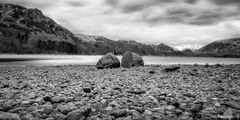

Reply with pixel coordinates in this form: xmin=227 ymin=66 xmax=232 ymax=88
xmin=0 ymin=4 xmax=183 ymax=56
xmin=0 ymin=4 xmax=97 ymax=54
xmin=1 ymin=4 xmax=239 ymax=57
xmin=75 ymin=34 xmax=185 ymax=56
xmin=197 ymin=38 xmax=240 ymax=57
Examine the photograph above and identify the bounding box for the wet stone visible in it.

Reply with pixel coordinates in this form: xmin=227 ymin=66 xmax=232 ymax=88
xmin=83 ymin=87 xmax=91 ymax=93
xmin=0 ymin=111 xmax=20 ymax=120
xmin=43 ymin=95 xmax=53 ymax=103
xmin=110 ymin=109 xmax=128 ymax=118
xmin=65 ymin=106 xmax=92 ymax=120
xmin=58 ymin=104 xmax=70 ymax=115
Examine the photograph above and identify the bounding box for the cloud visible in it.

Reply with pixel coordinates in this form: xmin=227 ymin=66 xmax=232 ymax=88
xmin=67 ymin=1 xmax=85 ymax=7
xmin=0 ymin=0 xmax=53 ymax=9
xmin=105 ymin=0 xmax=179 ymax=13
xmin=136 ymin=0 xmax=240 ymax=26
xmin=211 ymin=0 xmax=240 ymax=5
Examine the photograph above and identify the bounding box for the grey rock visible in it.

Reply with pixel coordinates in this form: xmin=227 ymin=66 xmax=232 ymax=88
xmin=52 ymin=96 xmax=64 ymax=103
xmin=130 ymin=110 xmax=143 ymax=120
xmin=83 ymin=87 xmax=91 ymax=93
xmin=96 ymin=53 xmax=120 ymax=69
xmin=20 ymin=113 xmax=34 ymax=120
xmin=121 ymin=51 xmax=144 ymax=68
xmin=163 ymin=66 xmax=180 ymax=72
xmin=0 ymin=111 xmax=20 ymax=120
xmin=218 ymin=108 xmax=233 ymax=119
xmin=224 ymin=101 xmax=240 ymax=110
xmin=110 ymin=109 xmax=128 ymax=118
xmin=43 ymin=95 xmax=53 ymax=103
xmin=58 ymin=104 xmax=70 ymax=115
xmin=127 ymin=90 xmax=146 ymax=95
xmin=65 ymin=106 xmax=91 ymax=120
xmin=53 ymin=113 xmax=66 ymax=120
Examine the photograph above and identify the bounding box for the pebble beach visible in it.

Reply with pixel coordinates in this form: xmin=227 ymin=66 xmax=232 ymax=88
xmin=0 ymin=64 xmax=240 ymax=120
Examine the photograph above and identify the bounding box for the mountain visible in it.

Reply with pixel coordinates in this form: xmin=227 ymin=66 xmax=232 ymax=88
xmin=74 ymin=34 xmax=185 ymax=56
xmin=182 ymin=49 xmax=195 ymax=56
xmin=0 ymin=4 xmax=180 ymax=55
xmin=197 ymin=38 xmax=240 ymax=57
xmin=74 ymin=34 xmax=98 ymax=43
xmin=1 ymin=4 xmax=239 ymax=57
xmin=0 ymin=4 xmax=96 ymax=54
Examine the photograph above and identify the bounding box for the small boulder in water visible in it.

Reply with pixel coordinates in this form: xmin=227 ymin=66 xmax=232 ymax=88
xmin=121 ymin=51 xmax=144 ymax=68
xmin=96 ymin=53 xmax=120 ymax=69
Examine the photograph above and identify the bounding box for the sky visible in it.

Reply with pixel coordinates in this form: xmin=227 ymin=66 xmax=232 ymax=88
xmin=1 ymin=0 xmax=240 ymax=50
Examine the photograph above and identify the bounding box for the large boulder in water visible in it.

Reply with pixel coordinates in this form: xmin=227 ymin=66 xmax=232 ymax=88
xmin=96 ymin=53 xmax=120 ymax=69
xmin=122 ymin=51 xmax=144 ymax=68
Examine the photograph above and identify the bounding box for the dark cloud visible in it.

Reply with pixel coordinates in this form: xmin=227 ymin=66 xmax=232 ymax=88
xmin=211 ymin=0 xmax=240 ymax=5
xmin=138 ymin=5 xmax=240 ymax=26
xmin=185 ymin=0 xmax=198 ymax=4
xmin=67 ymin=1 xmax=85 ymax=7
xmin=105 ymin=0 xmax=178 ymax=13
xmin=0 ymin=0 xmax=52 ymax=9
xmin=105 ymin=0 xmax=199 ymax=13
xmin=105 ymin=0 xmax=119 ymax=6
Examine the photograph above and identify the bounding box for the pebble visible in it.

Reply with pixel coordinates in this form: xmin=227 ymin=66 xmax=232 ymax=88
xmin=130 ymin=110 xmax=143 ymax=120
xmin=224 ymin=101 xmax=240 ymax=110
xmin=0 ymin=111 xmax=20 ymax=120
xmin=43 ymin=96 xmax=53 ymax=103
xmin=110 ymin=109 xmax=128 ymax=118
xmin=1 ymin=64 xmax=240 ymax=119
xmin=65 ymin=106 xmax=92 ymax=120
xmin=53 ymin=113 xmax=66 ymax=120
xmin=218 ymin=108 xmax=233 ymax=119
xmin=127 ymin=90 xmax=146 ymax=94
xmin=83 ymin=87 xmax=91 ymax=93
xmin=58 ymin=104 xmax=70 ymax=115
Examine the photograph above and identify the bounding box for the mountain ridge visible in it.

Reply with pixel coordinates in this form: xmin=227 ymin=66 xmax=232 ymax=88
xmin=0 ymin=4 xmax=239 ymax=58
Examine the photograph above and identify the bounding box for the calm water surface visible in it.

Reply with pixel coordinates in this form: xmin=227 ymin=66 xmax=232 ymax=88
xmin=0 ymin=55 xmax=240 ymax=65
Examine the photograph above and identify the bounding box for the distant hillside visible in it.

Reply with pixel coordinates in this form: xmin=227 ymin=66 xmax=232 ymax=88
xmin=182 ymin=49 xmax=195 ymax=56
xmin=74 ymin=34 xmax=185 ymax=56
xmin=0 ymin=4 xmax=83 ymax=54
xmin=0 ymin=4 xmax=181 ymax=56
xmin=197 ymin=38 xmax=240 ymax=57
xmin=0 ymin=4 xmax=239 ymax=57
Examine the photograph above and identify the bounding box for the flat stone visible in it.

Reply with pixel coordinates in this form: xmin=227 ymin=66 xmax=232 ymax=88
xmin=130 ymin=110 xmax=143 ymax=120
xmin=65 ymin=106 xmax=91 ymax=120
xmin=127 ymin=90 xmax=146 ymax=94
xmin=110 ymin=109 xmax=128 ymax=118
xmin=58 ymin=104 xmax=70 ymax=115
xmin=109 ymin=101 xmax=121 ymax=108
xmin=224 ymin=101 xmax=240 ymax=110
xmin=42 ymin=104 xmax=54 ymax=115
xmin=43 ymin=95 xmax=53 ymax=103
xmin=83 ymin=87 xmax=91 ymax=93
xmin=144 ymin=109 xmax=152 ymax=115
xmin=218 ymin=108 xmax=233 ymax=119
xmin=0 ymin=111 xmax=20 ymax=120
xmin=165 ymin=105 xmax=175 ymax=111
xmin=53 ymin=113 xmax=66 ymax=120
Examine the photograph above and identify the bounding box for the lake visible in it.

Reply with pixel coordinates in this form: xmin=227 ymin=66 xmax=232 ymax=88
xmin=0 ymin=55 xmax=240 ymax=65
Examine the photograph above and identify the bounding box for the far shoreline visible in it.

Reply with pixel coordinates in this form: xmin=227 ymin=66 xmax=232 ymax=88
xmin=0 ymin=54 xmax=240 ymax=58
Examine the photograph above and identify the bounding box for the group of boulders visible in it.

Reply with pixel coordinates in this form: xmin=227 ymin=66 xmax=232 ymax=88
xmin=96 ymin=51 xmax=144 ymax=69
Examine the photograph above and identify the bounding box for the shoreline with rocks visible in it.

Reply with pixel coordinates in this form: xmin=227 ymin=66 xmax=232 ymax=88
xmin=0 ymin=64 xmax=240 ymax=120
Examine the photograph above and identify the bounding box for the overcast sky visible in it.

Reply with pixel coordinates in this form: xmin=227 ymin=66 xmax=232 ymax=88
xmin=1 ymin=0 xmax=240 ymax=50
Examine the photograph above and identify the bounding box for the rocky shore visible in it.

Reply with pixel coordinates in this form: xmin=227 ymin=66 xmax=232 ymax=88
xmin=0 ymin=64 xmax=240 ymax=120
